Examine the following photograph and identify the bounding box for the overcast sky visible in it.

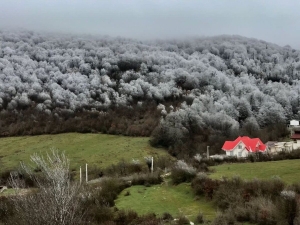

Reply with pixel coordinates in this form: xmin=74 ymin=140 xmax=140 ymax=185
xmin=0 ymin=0 xmax=299 ymax=49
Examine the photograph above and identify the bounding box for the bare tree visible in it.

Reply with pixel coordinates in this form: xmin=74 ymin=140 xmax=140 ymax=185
xmin=9 ymin=150 xmax=84 ymax=225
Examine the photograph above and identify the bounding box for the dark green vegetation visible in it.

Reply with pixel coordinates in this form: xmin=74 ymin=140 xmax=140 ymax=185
xmin=191 ymin=174 xmax=300 ymax=225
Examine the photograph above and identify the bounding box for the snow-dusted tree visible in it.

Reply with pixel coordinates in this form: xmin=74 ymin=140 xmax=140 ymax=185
xmin=0 ymin=29 xmax=300 ymax=144
xmin=256 ymin=100 xmax=286 ymax=127
xmin=241 ymin=116 xmax=260 ymax=136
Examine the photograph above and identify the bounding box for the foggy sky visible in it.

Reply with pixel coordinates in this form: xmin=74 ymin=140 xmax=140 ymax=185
xmin=0 ymin=0 xmax=299 ymax=49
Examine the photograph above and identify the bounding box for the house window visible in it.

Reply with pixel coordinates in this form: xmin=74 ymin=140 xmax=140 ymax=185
xmin=230 ymin=151 xmax=234 ymax=156
xmin=238 ymin=152 xmax=242 ymax=157
xmin=238 ymin=145 xmax=242 ymax=149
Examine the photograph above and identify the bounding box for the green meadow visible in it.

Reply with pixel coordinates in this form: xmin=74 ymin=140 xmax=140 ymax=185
xmin=115 ymin=182 xmax=216 ymax=222
xmin=209 ymin=159 xmax=300 ymax=184
xmin=0 ymin=133 xmax=170 ymax=172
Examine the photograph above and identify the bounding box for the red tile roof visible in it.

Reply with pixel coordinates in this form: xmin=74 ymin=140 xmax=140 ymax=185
xmin=222 ymin=136 xmax=266 ymax=152
xmin=291 ymin=133 xmax=300 ymax=139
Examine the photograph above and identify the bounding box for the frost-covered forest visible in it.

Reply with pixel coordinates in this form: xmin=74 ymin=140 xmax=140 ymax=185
xmin=0 ymin=30 xmax=298 ymax=155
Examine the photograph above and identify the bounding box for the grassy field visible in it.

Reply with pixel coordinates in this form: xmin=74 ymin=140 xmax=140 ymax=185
xmin=115 ymin=182 xmax=216 ymax=222
xmin=0 ymin=133 xmax=171 ymax=172
xmin=209 ymin=159 xmax=300 ymax=184
xmin=0 ymin=188 xmax=32 ymax=197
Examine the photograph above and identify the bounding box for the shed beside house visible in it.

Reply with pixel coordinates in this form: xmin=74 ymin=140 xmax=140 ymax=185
xmin=291 ymin=132 xmax=300 ymax=150
xmin=274 ymin=142 xmax=293 ymax=153
xmin=222 ymin=136 xmax=266 ymax=157
xmin=265 ymin=141 xmax=277 ymax=154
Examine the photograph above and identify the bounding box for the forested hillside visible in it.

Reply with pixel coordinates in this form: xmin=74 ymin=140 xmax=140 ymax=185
xmin=0 ymin=30 xmax=298 ymax=155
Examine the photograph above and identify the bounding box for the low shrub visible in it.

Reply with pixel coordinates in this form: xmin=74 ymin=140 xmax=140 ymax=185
xmin=277 ymin=190 xmax=297 ymax=225
xmin=0 ymin=196 xmax=14 ymax=223
xmin=100 ymin=221 xmax=117 ymax=225
xmin=114 ymin=209 xmax=138 ymax=225
xmin=0 ymin=169 xmax=35 ymax=187
xmin=195 ymin=212 xmax=205 ymax=224
xmin=191 ymin=173 xmax=219 ymax=199
xmin=128 ymin=160 xmax=143 ymax=174
xmin=171 ymin=160 xmax=196 ymax=184
xmin=86 ymin=178 xmax=130 ymax=207
xmin=211 ymin=212 xmax=236 ymax=225
xmin=246 ymin=197 xmax=277 ymax=225
xmin=243 ymin=178 xmax=284 ymax=199
xmin=231 ymin=206 xmax=251 ymax=222
xmin=83 ymin=203 xmax=115 ymax=224
xmin=129 ymin=213 xmax=161 ymax=225
xmin=161 ymin=212 xmax=173 ymax=221
xmin=176 ymin=215 xmax=190 ymax=225
xmin=103 ymin=159 xmax=148 ymax=177
xmin=85 ymin=165 xmax=103 ymax=180
xmin=154 ymin=156 xmax=174 ymax=171
xmin=191 ymin=158 xmax=209 ymax=172
xmin=82 ymin=178 xmax=130 ymax=224
xmin=130 ymin=171 xmax=163 ymax=186
xmin=288 ymin=182 xmax=300 ymax=194
xmin=213 ymin=177 xmax=245 ymax=211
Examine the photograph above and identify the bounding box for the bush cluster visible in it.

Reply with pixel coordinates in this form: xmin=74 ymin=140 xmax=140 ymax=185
xmin=0 ymin=196 xmax=14 ymax=223
xmin=191 ymin=175 xmax=300 ymax=225
xmin=191 ymin=173 xmax=219 ymax=199
xmin=81 ymin=178 xmax=129 ymax=224
xmin=170 ymin=160 xmax=197 ymax=184
xmin=189 ymin=149 xmax=300 ymax=173
xmin=129 ymin=172 xmax=163 ymax=186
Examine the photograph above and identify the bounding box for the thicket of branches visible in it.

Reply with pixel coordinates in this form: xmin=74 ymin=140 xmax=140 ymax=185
xmin=7 ymin=151 xmax=84 ymax=225
xmin=191 ymin=175 xmax=300 ymax=225
xmin=0 ymin=152 xmax=166 ymax=225
xmin=0 ymin=29 xmax=298 ymax=154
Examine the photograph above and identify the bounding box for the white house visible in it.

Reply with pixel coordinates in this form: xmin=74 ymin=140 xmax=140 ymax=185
xmin=222 ymin=136 xmax=266 ymax=158
xmin=290 ymin=120 xmax=300 ymax=126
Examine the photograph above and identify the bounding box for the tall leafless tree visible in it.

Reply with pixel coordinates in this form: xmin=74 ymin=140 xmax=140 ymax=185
xmin=9 ymin=150 xmax=84 ymax=225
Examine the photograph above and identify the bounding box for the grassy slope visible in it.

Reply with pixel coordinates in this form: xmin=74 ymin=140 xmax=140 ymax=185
xmin=115 ymin=183 xmax=216 ymax=222
xmin=209 ymin=159 xmax=300 ymax=184
xmin=0 ymin=133 xmax=170 ymax=171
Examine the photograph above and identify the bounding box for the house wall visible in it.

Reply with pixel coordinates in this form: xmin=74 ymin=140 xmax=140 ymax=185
xmin=268 ymin=141 xmax=296 ymax=154
xmin=225 ymin=141 xmax=249 ymax=158
xmin=275 ymin=142 xmax=291 ymax=153
xmin=292 ymin=140 xmax=300 ymax=150
xmin=267 ymin=146 xmax=276 ymax=154
xmin=290 ymin=120 xmax=300 ymax=126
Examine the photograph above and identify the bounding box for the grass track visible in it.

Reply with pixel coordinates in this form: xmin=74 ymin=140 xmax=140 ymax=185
xmin=0 ymin=133 xmax=170 ymax=171
xmin=115 ymin=183 xmax=216 ymax=222
xmin=209 ymin=159 xmax=300 ymax=184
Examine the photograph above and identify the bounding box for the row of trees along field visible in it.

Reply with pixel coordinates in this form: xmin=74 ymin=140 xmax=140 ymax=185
xmin=0 ymin=30 xmax=297 ymax=156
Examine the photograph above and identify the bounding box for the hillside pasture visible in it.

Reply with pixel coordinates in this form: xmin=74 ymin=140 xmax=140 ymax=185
xmin=115 ymin=183 xmax=216 ymax=222
xmin=209 ymin=159 xmax=300 ymax=184
xmin=0 ymin=133 xmax=171 ymax=172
